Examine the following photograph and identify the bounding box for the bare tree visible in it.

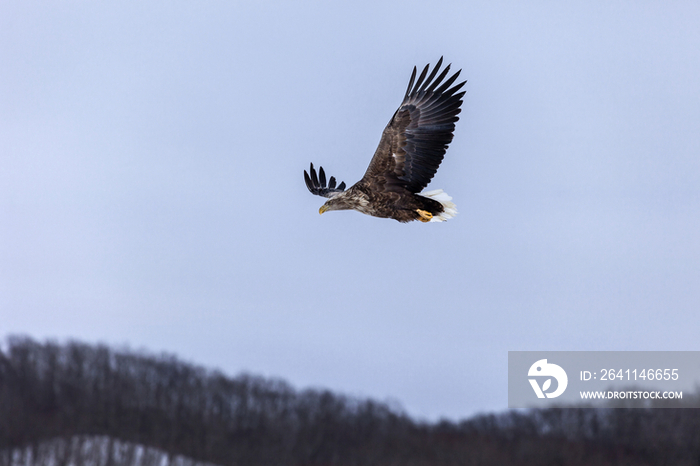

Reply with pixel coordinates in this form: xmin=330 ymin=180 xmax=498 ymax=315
xmin=2 ymin=336 xmax=699 ymax=466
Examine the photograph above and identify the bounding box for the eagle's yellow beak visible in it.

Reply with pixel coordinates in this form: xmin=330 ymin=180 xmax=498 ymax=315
xmin=319 ymin=205 xmax=329 ymax=215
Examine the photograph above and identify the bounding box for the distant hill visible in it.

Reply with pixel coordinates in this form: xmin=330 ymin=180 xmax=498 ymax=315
xmin=1 ymin=336 xmax=699 ymax=466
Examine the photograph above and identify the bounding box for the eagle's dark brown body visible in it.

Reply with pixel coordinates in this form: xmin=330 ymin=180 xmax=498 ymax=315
xmin=304 ymin=58 xmax=465 ymax=223
xmin=325 ymin=183 xmax=446 ymax=223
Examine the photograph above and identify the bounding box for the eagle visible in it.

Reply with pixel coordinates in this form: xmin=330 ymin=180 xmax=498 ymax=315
xmin=304 ymin=57 xmax=465 ymax=223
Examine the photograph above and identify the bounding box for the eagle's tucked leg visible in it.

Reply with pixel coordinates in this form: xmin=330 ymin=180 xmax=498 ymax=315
xmin=416 ymin=209 xmax=433 ymax=222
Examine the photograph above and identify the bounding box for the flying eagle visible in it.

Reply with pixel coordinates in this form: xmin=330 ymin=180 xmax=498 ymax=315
xmin=304 ymin=57 xmax=465 ymax=223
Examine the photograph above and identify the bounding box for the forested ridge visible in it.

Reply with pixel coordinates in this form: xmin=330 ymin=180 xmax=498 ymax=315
xmin=1 ymin=336 xmax=699 ymax=466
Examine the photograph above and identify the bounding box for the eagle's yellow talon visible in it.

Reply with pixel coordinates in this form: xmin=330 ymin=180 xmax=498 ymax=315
xmin=416 ymin=209 xmax=433 ymax=222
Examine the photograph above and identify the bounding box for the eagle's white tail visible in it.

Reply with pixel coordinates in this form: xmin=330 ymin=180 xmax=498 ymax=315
xmin=419 ymin=189 xmax=457 ymax=222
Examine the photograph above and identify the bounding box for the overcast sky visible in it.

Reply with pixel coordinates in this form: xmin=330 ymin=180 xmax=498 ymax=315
xmin=2 ymin=1 xmax=699 ymax=421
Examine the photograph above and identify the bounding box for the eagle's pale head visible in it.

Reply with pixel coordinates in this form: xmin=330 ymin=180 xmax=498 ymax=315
xmin=318 ymin=192 xmax=356 ymax=214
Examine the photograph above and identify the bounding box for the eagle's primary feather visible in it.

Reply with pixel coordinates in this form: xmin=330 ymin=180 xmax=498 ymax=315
xmin=304 ymin=57 xmax=465 ymax=223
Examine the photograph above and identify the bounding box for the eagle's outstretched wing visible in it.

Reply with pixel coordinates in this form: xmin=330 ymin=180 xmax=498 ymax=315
xmin=361 ymin=57 xmax=466 ymax=194
xmin=304 ymin=163 xmax=346 ymax=198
